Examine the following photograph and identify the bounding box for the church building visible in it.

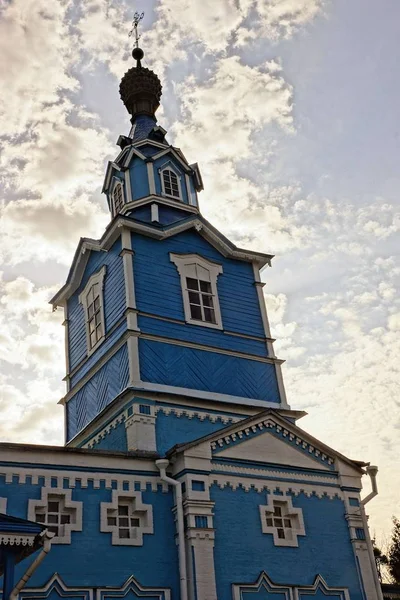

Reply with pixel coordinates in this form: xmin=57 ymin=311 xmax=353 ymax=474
xmin=0 ymin=36 xmax=383 ymax=600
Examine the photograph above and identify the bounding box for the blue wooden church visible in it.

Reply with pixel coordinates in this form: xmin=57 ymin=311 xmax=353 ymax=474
xmin=0 ymin=42 xmax=383 ymax=600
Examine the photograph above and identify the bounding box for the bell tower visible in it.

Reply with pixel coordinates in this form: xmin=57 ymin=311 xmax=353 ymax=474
xmin=50 ymin=34 xmax=289 ymax=453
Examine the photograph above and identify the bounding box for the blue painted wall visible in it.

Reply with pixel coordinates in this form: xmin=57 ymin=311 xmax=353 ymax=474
xmin=0 ymin=475 xmax=179 ymax=594
xmin=139 ymin=339 xmax=280 ymax=403
xmin=67 ymin=238 xmax=125 ymax=375
xmin=66 ymin=344 xmax=130 ymax=442
xmin=132 ymin=229 xmax=266 ymax=341
xmin=128 ymin=204 xmax=195 ymax=226
xmin=211 ymin=486 xmax=363 ymax=600
xmin=156 ymin=412 xmax=233 ymax=456
xmin=130 ymin=158 xmax=149 ymax=200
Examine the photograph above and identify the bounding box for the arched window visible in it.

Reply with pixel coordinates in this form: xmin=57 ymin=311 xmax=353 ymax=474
xmin=162 ymin=168 xmax=181 ymax=199
xmin=112 ymin=182 xmax=124 ymax=215
xmin=79 ymin=266 xmax=106 ymax=354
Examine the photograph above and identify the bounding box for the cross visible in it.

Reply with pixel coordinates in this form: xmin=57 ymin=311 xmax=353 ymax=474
xmin=129 ymin=11 xmax=144 ymax=48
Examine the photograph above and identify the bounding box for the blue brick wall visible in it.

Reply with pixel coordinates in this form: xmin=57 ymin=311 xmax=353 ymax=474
xmin=139 ymin=339 xmax=280 ymax=403
xmin=90 ymin=420 xmax=128 ymax=452
xmin=132 ymin=229 xmax=266 ymax=340
xmin=68 ymin=238 xmax=125 ymax=373
xmin=66 ymin=344 xmax=130 ymax=442
xmin=211 ymin=486 xmax=363 ymax=600
xmin=156 ymin=412 xmax=233 ymax=456
xmin=1 ymin=477 xmax=179 ymax=593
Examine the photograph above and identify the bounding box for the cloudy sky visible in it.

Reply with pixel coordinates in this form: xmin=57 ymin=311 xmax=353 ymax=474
xmin=0 ymin=0 xmax=399 ymax=540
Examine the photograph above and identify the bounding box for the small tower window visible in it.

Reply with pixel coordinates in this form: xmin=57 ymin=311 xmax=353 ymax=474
xmin=79 ymin=266 xmax=106 ymax=355
xmin=161 ymin=167 xmax=182 ymax=200
xmin=112 ymin=182 xmax=124 ymax=215
xmin=170 ymin=253 xmax=223 ymax=329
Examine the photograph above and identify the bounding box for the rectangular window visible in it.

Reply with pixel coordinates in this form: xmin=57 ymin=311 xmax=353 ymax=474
xmin=139 ymin=404 xmax=151 ymax=415
xmin=192 ymin=480 xmax=206 ymax=492
xmin=79 ymin=266 xmax=106 ymax=354
xmin=186 ymin=277 xmax=216 ymax=324
xmin=195 ymin=515 xmax=208 ymax=528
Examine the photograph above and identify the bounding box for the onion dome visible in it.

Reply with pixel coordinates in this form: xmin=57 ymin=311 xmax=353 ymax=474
xmin=119 ymin=47 xmax=162 ymax=120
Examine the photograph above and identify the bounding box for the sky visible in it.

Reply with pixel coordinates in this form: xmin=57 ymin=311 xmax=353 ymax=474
xmin=0 ymin=0 xmax=399 ymax=541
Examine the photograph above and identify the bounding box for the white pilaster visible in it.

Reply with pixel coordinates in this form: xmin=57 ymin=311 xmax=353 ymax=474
xmin=124 ymin=169 xmax=133 ymax=203
xmin=121 ymin=228 xmax=140 ymax=384
xmin=147 ymin=161 xmax=156 ymax=194
xmin=125 ymin=403 xmax=156 ymax=452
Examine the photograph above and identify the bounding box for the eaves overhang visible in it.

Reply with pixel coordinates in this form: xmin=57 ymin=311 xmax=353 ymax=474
xmin=166 ymin=408 xmax=366 ymax=474
xmin=50 ymin=214 xmax=274 ymax=308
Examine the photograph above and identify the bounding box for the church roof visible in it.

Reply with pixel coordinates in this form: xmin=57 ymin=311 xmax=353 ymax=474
xmin=50 ymin=213 xmax=274 ymax=307
xmin=166 ymin=408 xmax=367 ymax=473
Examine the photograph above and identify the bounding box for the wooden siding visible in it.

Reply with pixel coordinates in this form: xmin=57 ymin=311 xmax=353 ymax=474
xmin=130 ymin=158 xmax=149 ymax=200
xmin=139 ymin=339 xmax=280 ymax=403
xmin=131 ymin=229 xmax=266 ymax=340
xmin=66 ymin=344 xmax=130 ymax=441
xmin=128 ymin=204 xmax=194 ymax=226
xmin=70 ymin=321 xmax=128 ymax=388
xmin=67 ymin=238 xmax=126 ymax=374
xmin=138 ymin=316 xmax=267 ymax=357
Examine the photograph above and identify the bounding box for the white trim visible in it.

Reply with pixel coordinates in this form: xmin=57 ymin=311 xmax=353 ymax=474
xmin=0 ymin=497 xmax=7 ymax=513
xmin=296 ymin=575 xmax=350 ymax=600
xmin=151 ymin=203 xmax=159 ymax=222
xmin=124 ymin=170 xmax=132 ymax=204
xmin=252 ymin=263 xmax=275 ymax=354
xmin=212 ymin=462 xmax=338 ymax=485
xmin=159 ymin=163 xmax=183 ymax=201
xmin=232 ymin=572 xmax=292 ymax=600
xmin=147 ymin=162 xmax=156 ymax=194
xmin=259 ymin=493 xmax=306 ymax=547
xmin=78 ymin=266 xmax=107 ymax=356
xmin=213 ymin=475 xmax=343 ymax=499
xmin=121 ymin=229 xmax=137 ymax=312
xmin=28 ymin=487 xmax=83 ymax=544
xmin=127 ymin=335 xmax=140 ymax=384
xmin=132 ymin=381 xmax=284 ymax=410
xmin=51 ymin=218 xmax=271 ymax=307
xmin=100 ymin=489 xmax=154 ymax=546
xmin=122 ymin=195 xmax=198 ymax=215
xmin=152 ymin=147 xmax=191 ymax=172
xmin=0 ymin=532 xmax=37 ymax=546
xmin=170 ymin=253 xmax=223 ymax=329
xmin=133 ymin=139 xmax=169 ymax=150
xmin=62 ymin=304 xmax=70 ymax=391
xmin=140 ymin=332 xmax=276 ymax=363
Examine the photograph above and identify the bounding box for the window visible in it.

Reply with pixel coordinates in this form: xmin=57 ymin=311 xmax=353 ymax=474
xmin=265 ymin=504 xmax=293 ymax=540
xmin=100 ymin=491 xmax=153 ymax=546
xmin=112 ymin=182 xmax=124 ymax=215
xmin=170 ymin=253 xmax=223 ymax=329
xmin=259 ymin=495 xmax=305 ymax=547
xmin=160 ymin=166 xmax=182 ymax=200
xmin=79 ymin=266 xmax=106 ymax=354
xmin=28 ymin=488 xmax=82 ymax=544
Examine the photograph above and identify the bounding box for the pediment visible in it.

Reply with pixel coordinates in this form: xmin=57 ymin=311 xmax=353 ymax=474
xmin=214 ymin=429 xmax=332 ymax=471
xmin=210 ymin=415 xmax=336 ymax=471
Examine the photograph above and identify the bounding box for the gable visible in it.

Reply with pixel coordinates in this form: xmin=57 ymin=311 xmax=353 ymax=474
xmin=214 ymin=429 xmax=332 ymax=471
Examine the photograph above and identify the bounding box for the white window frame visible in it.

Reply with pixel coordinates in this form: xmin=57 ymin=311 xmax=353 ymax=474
xmin=159 ymin=163 xmax=183 ymax=201
xmin=28 ymin=488 xmax=83 ymax=545
xmin=111 ymin=179 xmax=125 ymax=216
xmin=79 ymin=266 xmax=106 ymax=355
xmin=259 ymin=494 xmax=305 ymax=547
xmin=100 ymin=490 xmax=154 ymax=546
xmin=170 ymin=253 xmax=223 ymax=329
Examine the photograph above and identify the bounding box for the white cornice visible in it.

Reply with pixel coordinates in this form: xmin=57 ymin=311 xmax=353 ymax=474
xmin=51 ymin=217 xmax=273 ymax=307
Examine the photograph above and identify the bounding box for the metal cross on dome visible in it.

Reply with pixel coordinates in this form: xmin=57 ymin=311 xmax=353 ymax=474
xmin=129 ymin=11 xmax=144 ymax=48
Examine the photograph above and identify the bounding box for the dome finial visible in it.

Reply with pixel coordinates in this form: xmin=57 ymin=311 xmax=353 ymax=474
xmin=120 ymin=12 xmax=162 ymax=121
xmin=128 ymin=11 xmax=145 ymax=67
